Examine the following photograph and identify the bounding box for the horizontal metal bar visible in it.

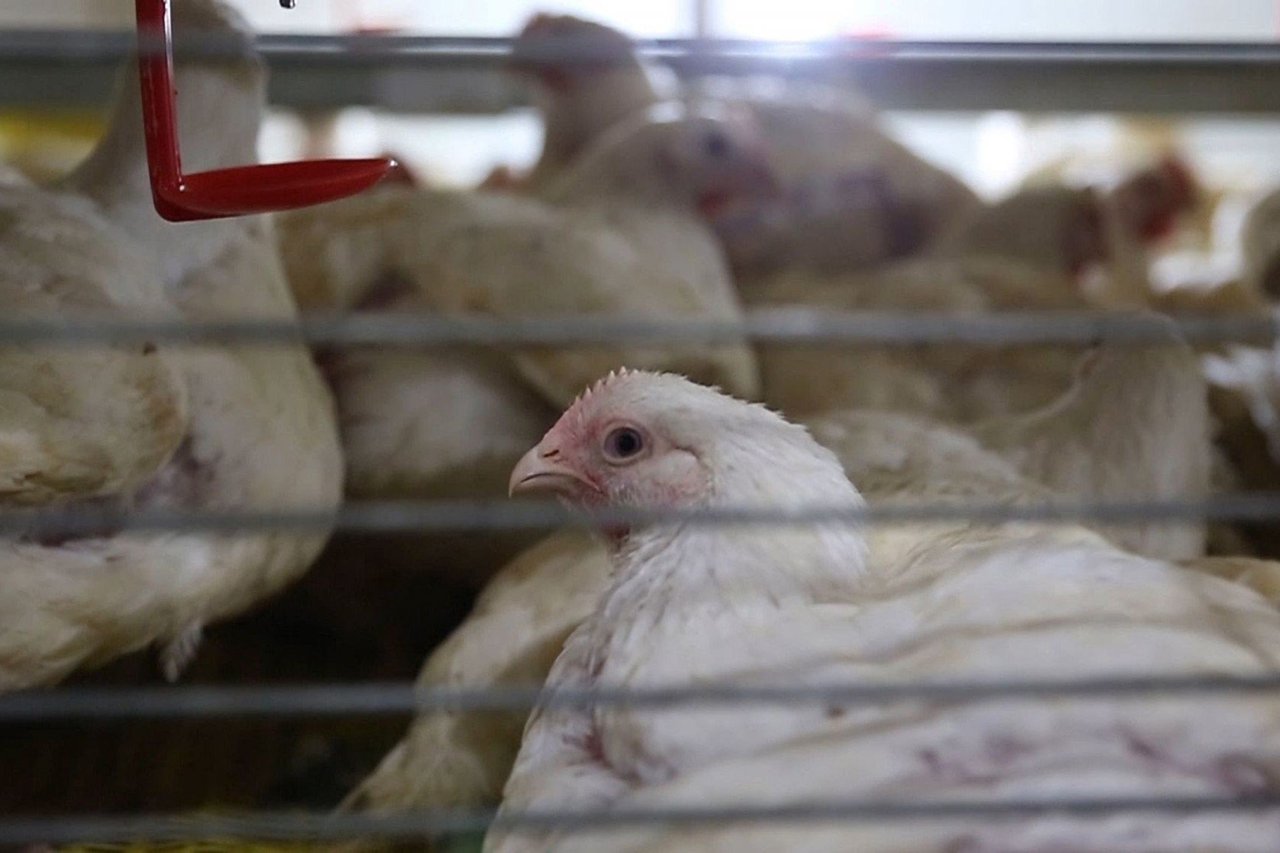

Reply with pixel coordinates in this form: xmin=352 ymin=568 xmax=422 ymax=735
xmin=8 ymin=31 xmax=1280 ymax=66
xmin=2 ymin=796 xmax=1278 ymax=844
xmin=7 ymin=32 xmax=1280 ymax=112
xmin=7 ymin=674 xmax=1280 ymax=722
xmin=0 ymin=311 xmax=1273 ymax=348
xmin=3 ymin=494 xmax=1280 ymax=539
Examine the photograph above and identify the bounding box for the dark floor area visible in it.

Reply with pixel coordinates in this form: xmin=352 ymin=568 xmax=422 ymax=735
xmin=0 ymin=534 xmax=483 ymax=815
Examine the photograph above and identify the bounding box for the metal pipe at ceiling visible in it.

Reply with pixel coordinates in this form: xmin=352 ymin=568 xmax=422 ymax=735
xmin=5 ymin=33 xmax=1280 ymax=112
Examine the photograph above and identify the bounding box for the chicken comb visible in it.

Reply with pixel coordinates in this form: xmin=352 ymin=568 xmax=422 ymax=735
xmin=135 ymin=0 xmax=393 ymax=222
xmin=569 ymin=367 xmax=642 ymax=410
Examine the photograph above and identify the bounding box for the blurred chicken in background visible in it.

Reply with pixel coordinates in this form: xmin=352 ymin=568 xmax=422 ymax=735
xmin=493 ymin=12 xmax=979 ymax=279
xmin=4 ymin=0 xmax=1280 ymax=845
xmin=277 ymin=103 xmax=770 ymax=581
xmin=0 ymin=0 xmax=342 ymax=691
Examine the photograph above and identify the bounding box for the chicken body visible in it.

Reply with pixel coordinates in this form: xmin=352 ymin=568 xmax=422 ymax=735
xmin=345 ymin=353 xmax=1212 ymax=826
xmin=967 ymin=331 xmax=1212 ymax=560
xmin=341 ymin=530 xmax=607 ymax=818
xmin=1241 ymin=186 xmax=1280 ymax=299
xmin=0 ymin=0 xmax=342 ymax=689
xmin=751 ymin=255 xmax=1086 ymax=420
xmin=507 ymin=14 xmax=1200 ymax=294
xmin=339 ymin=407 xmax=1047 ymax=826
xmin=504 ymin=13 xmax=978 ymax=279
xmin=282 ymin=108 xmax=769 ymax=410
xmin=277 ymin=105 xmax=765 ymax=520
xmin=490 ymin=370 xmax=1280 ymax=853
xmin=0 ymin=190 xmax=187 ymax=506
xmin=276 ymin=188 xmax=554 ymax=506
xmin=325 ymin=345 xmax=550 ymax=501
xmin=692 ymin=76 xmax=979 ymax=278
xmin=935 ymin=156 xmax=1199 ymax=307
xmin=506 ymin=13 xmax=678 ymax=192
xmin=750 ymin=261 xmax=1215 ymax=562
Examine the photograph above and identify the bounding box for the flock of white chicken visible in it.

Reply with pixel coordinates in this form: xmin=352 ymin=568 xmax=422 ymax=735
xmin=12 ymin=1 xmax=1280 ymax=850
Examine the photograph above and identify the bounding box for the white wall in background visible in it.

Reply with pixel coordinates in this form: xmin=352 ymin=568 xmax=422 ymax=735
xmin=713 ymin=0 xmax=1277 ymax=41
xmin=11 ymin=1 xmax=1280 ymax=198
xmin=222 ymin=0 xmax=690 ymax=36
xmin=216 ymin=0 xmax=1280 ymax=40
xmin=1 ymin=0 xmax=1273 ymax=40
xmin=220 ymin=0 xmax=341 ymax=33
xmin=0 ymin=0 xmax=682 ymax=35
xmin=0 ymin=0 xmax=330 ymax=31
xmin=0 ymin=0 xmax=131 ymax=27
xmin=261 ymin=106 xmax=542 ymax=186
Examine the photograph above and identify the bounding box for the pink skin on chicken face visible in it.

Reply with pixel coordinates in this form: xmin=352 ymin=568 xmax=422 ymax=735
xmin=509 ymin=373 xmax=711 ymax=538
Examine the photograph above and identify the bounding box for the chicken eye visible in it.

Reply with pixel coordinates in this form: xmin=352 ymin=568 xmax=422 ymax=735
xmin=602 ymin=426 xmax=645 ymax=463
xmin=703 ymin=131 xmax=730 ymax=159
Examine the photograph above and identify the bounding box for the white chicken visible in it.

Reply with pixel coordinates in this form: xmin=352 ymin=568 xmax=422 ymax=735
xmin=1203 ymin=345 xmax=1280 ymax=557
xmin=747 ymin=255 xmax=1088 ymax=421
xmin=0 ymin=0 xmax=343 ymax=690
xmin=501 ymin=13 xmax=1203 ymax=296
xmin=754 ymin=270 xmax=1214 ymax=556
xmin=935 ymin=155 xmax=1200 ymax=308
xmin=277 ymin=104 xmax=769 ymax=518
xmin=692 ymin=76 xmax=979 ymax=279
xmin=966 ymin=332 xmax=1212 ymax=560
xmin=279 ymin=198 xmax=555 ymax=505
xmin=344 ymin=340 xmax=1216 ymax=829
xmin=1241 ymin=186 xmax=1280 ymax=300
xmin=491 ymin=369 xmax=1280 ymax=853
xmin=338 ymin=409 xmax=1046 ymax=834
xmin=340 ymin=530 xmax=608 ymax=819
xmin=472 ymin=103 xmax=767 ymax=406
xmin=497 ymin=12 xmax=979 ymax=280
xmin=499 ymin=12 xmax=679 ymax=193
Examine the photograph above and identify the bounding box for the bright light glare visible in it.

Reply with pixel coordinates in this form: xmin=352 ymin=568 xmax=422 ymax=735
xmin=714 ymin=0 xmax=861 ymax=40
xmin=974 ymin=111 xmax=1028 ymax=198
xmin=713 ymin=0 xmax=1275 ymax=41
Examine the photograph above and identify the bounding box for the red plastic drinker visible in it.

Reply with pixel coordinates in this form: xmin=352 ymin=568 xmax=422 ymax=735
xmin=135 ymin=0 xmax=394 ymax=222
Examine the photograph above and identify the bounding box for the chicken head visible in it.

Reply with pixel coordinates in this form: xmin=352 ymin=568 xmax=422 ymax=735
xmin=544 ymin=103 xmax=780 ymax=216
xmin=509 ymin=368 xmax=858 ymax=554
xmin=509 ymin=368 xmax=714 ymax=515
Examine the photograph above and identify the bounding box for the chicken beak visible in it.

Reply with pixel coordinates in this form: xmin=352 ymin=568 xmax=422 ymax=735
xmin=509 ymin=445 xmax=595 ymax=498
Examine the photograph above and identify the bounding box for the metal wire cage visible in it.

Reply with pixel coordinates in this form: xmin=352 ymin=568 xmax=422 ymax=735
xmin=5 ymin=8 xmax=1280 ymax=850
